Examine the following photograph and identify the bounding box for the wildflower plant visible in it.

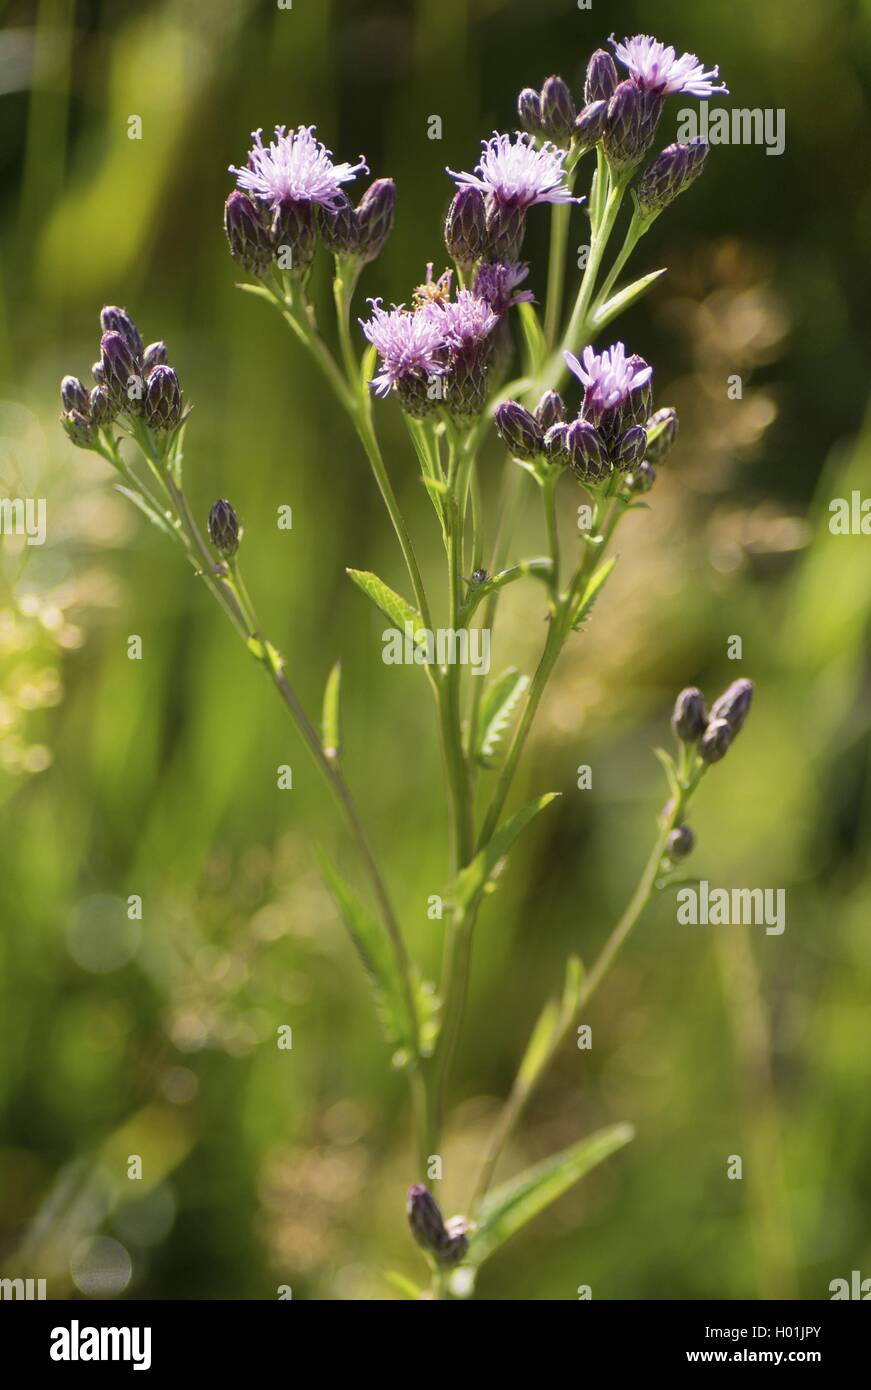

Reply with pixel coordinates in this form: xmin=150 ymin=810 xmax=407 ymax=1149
xmin=60 ymin=33 xmax=755 ymax=1298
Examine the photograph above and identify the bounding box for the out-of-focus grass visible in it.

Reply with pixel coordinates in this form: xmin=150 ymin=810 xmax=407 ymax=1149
xmin=1 ymin=0 xmax=870 ymax=1299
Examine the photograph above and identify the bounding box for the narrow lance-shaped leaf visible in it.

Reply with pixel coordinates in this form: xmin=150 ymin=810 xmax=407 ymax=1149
xmin=467 ymin=1122 xmax=635 ymax=1267
xmin=475 ymin=668 xmax=529 ymax=769
xmin=515 ymin=954 xmax=584 ymax=1093
xmin=321 ymin=660 xmax=341 ymax=762
xmin=113 ymin=484 xmax=177 ymax=541
xmin=317 ymin=852 xmax=415 ymax=1064
xmin=571 ymin=555 xmax=616 ymax=630
xmin=346 ymin=568 xmax=422 ymax=636
xmin=450 ymin=792 xmax=559 ymax=911
xmin=592 ymin=267 xmax=666 ymax=333
xmin=518 ymin=301 xmax=547 ymax=377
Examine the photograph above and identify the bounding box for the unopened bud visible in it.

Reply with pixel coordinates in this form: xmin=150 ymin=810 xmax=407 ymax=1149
xmin=567 ymin=419 xmax=609 ymax=482
xmin=61 ymin=375 xmax=90 ymax=414
xmin=517 ymin=86 xmax=543 ymax=134
xmin=671 ymin=687 xmax=707 ymax=742
xmin=603 ymin=81 xmax=662 ymax=171
xmin=710 ymin=678 xmax=754 ymax=735
xmin=534 ymin=390 xmax=564 ymax=431
xmin=613 ymin=424 xmax=647 ymax=472
xmin=636 ymin=139 xmax=709 ymax=219
xmin=224 ymin=191 xmax=273 ymax=275
xmin=544 ymin=422 xmax=570 ymax=462
xmin=100 ymin=306 xmax=143 ymax=361
xmin=318 ymin=195 xmax=360 ymax=255
xmin=355 ymin=178 xmax=396 ymax=264
xmin=406 ymin=1185 xmax=469 ymax=1267
xmin=143 ymin=365 xmax=182 ymax=432
xmin=585 ymin=48 xmax=619 ymax=104
xmin=445 ymin=186 xmax=487 ymax=267
xmin=208 ymin=499 xmax=240 ymax=558
xmin=699 ymin=717 xmax=733 ymax=764
xmin=626 ymin=460 xmax=656 ymax=494
xmin=143 ymin=341 xmax=168 ymax=375
xmin=100 ymin=330 xmax=138 ymax=408
xmin=645 ymin=407 xmax=678 ymax=463
xmin=89 ymin=384 xmax=115 ymax=427
xmin=574 ymin=100 xmax=609 ymax=149
xmin=494 ymin=400 xmax=543 ymax=460
xmin=540 ymin=75 xmax=576 ymax=143
xmin=667 ymin=825 xmax=695 ymax=860
xmin=61 ymin=409 xmax=93 ymax=449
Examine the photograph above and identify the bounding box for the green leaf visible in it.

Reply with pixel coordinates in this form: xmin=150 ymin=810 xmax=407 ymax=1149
xmin=317 ymin=852 xmax=415 ymax=1057
xmin=467 ymin=1122 xmax=635 ymax=1267
xmin=593 ymin=268 xmax=666 ymax=332
xmin=475 ymin=668 xmax=529 ymax=769
xmin=321 ymin=661 xmax=341 ymax=762
xmin=383 ymin=1270 xmax=423 ymax=1301
xmin=570 ymin=556 xmax=616 ymax=630
xmin=450 ymin=793 xmax=559 ymax=912
xmin=346 ymin=568 xmax=422 ymax=634
xmin=113 ymin=484 xmax=177 ymax=540
xmin=514 ymin=955 xmax=583 ymax=1093
xmin=518 ymin=301 xmax=547 ymax=377
xmin=653 ymin=746 xmax=680 ymax=801
xmin=361 ymin=343 xmax=377 ymax=395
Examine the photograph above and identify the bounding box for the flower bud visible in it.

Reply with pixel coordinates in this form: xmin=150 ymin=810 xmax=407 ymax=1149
xmin=89 ymin=384 xmax=115 ymax=427
xmin=645 ymin=407 xmax=678 ymax=463
xmin=143 ymin=364 xmax=182 ymax=432
xmin=355 ymin=178 xmax=396 ymax=264
xmin=445 ymin=186 xmax=487 ymax=268
xmin=494 ymin=400 xmax=543 ymax=460
xmin=699 ymin=717 xmax=733 ymax=764
xmin=100 ymin=330 xmax=139 ymax=409
xmin=624 ymin=358 xmax=654 ymax=427
xmin=667 ymin=825 xmax=695 ymax=860
xmin=585 ymin=48 xmax=619 ymax=104
xmin=91 ymin=360 xmax=105 ymax=385
xmin=61 ymin=409 xmax=94 ymax=449
xmin=517 ymin=86 xmax=543 ymax=134
xmin=539 ymin=75 xmax=576 ymax=143
xmin=444 ymin=350 xmax=490 ymax=422
xmin=406 ymin=1185 xmax=469 ymax=1267
xmin=709 ymin=678 xmax=753 ymax=735
xmin=61 ymin=375 xmax=90 ymax=414
xmin=100 ymin=306 xmax=143 ymax=361
xmin=566 ymin=419 xmax=609 ymax=482
xmin=484 ymin=201 xmax=526 ymax=263
xmin=613 ymin=424 xmax=647 ymax=471
xmin=574 ymin=100 xmax=609 ymax=149
xmin=224 ymin=191 xmax=273 ymax=275
xmin=603 ymin=82 xmax=662 ymax=171
xmin=143 ymin=341 xmax=168 ymax=375
xmin=544 ymin=422 xmax=570 ymax=463
xmin=626 ymin=460 xmax=656 ymax=494
xmin=271 ymin=199 xmax=317 ymax=273
xmin=318 ymin=195 xmax=360 ymax=255
xmin=534 ymin=390 xmax=564 ymax=431
xmin=636 ymin=139 xmax=709 ymax=219
xmin=671 ymin=687 xmax=707 ymax=742
xmin=208 ymin=499 xmax=240 ymax=558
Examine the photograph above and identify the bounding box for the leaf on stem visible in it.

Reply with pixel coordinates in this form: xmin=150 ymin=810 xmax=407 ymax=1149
xmin=321 ymin=660 xmax=342 ymax=762
xmin=346 ymin=568 xmax=422 ymax=637
xmin=317 ymin=852 xmax=416 ymax=1062
xmin=475 ymin=668 xmax=529 ymax=769
xmin=467 ymin=1122 xmax=635 ymax=1267
xmin=113 ymin=484 xmax=177 ymax=540
xmin=570 ymin=555 xmax=616 ymax=630
xmin=652 ymin=746 xmax=680 ymax=802
xmin=518 ymin=301 xmax=547 ymax=378
xmin=514 ymin=954 xmax=583 ymax=1093
xmin=450 ymin=793 xmax=559 ymax=911
xmin=592 ymin=268 xmax=666 ymax=332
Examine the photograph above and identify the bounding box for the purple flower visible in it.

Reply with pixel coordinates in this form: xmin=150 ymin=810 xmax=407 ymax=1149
xmin=421 ymin=289 xmax=497 ymax=352
xmin=359 ymin=299 xmax=447 ymax=397
xmin=610 ymin=33 xmax=728 ymax=98
xmin=564 ymin=343 xmax=653 ymax=425
xmin=230 ymin=125 xmax=368 ymax=212
xmin=447 ymin=132 xmax=580 ymax=211
xmin=473 ymin=261 xmax=534 ymax=316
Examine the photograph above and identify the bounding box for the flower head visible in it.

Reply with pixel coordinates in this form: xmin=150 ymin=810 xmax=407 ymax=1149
xmin=230 ymin=125 xmax=368 ymax=211
xmin=359 ymin=299 xmax=447 ymax=398
xmin=610 ymin=33 xmax=728 ymax=98
xmin=473 ymin=261 xmax=534 ymax=315
xmin=564 ymin=342 xmax=653 ymax=423
xmin=422 ymin=288 xmax=498 ymax=352
xmin=447 ymin=132 xmax=579 ymax=210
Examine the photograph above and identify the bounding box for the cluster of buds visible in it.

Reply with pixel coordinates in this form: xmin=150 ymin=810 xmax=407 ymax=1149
xmin=494 ymin=342 xmax=678 ymax=491
xmin=225 ymin=126 xmax=395 ymax=280
xmin=664 ymin=679 xmax=754 ymax=861
xmin=672 ymin=678 xmax=754 ymax=767
xmin=60 ymin=306 xmax=183 ymax=448
xmin=406 ymin=1185 xmax=470 ymax=1268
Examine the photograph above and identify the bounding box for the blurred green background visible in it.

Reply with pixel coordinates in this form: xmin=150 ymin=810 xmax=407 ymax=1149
xmin=1 ymin=0 xmax=870 ymax=1300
